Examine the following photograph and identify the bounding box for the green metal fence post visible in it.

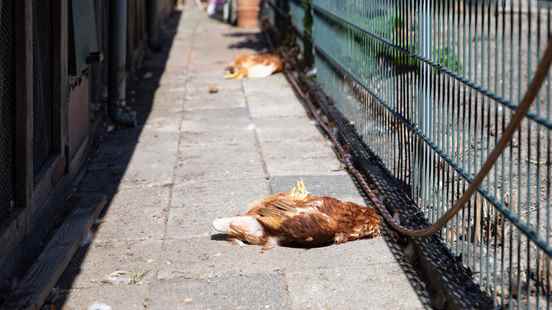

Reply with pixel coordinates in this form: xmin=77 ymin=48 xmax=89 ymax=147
xmin=415 ymin=0 xmax=433 ymax=216
xmin=302 ymin=0 xmax=314 ymax=70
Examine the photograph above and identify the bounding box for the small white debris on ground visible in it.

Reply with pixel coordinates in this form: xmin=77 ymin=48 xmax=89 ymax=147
xmin=87 ymin=303 xmax=112 ymax=310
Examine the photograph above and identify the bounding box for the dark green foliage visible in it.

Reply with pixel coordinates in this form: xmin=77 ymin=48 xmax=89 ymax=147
xmin=433 ymin=47 xmax=462 ymax=73
xmin=345 ymin=9 xmax=462 ymax=75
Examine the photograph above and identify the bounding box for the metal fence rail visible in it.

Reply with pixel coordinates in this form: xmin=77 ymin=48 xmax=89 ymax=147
xmin=266 ymin=0 xmax=552 ymax=308
xmin=289 ymin=0 xmax=306 ymax=36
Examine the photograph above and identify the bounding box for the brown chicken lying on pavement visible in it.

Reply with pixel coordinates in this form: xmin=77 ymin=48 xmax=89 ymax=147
xmin=224 ymin=52 xmax=284 ymax=80
xmin=212 ymin=181 xmax=381 ymax=250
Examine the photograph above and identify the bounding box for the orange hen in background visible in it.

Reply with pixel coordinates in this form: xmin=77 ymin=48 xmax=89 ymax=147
xmin=224 ymin=53 xmax=284 ymax=80
xmin=212 ymin=181 xmax=381 ymax=250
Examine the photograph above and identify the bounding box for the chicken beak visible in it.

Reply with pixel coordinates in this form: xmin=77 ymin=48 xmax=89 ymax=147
xmin=224 ymin=72 xmax=237 ymax=79
xmin=224 ymin=65 xmax=237 ymax=79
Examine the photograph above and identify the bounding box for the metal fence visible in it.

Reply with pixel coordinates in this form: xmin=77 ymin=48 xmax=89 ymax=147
xmin=266 ymin=0 xmax=552 ymax=308
xmin=265 ymin=0 xmax=314 ymax=68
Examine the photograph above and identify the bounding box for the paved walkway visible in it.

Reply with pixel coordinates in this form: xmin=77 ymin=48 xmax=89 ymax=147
xmin=54 ymin=4 xmax=427 ymax=310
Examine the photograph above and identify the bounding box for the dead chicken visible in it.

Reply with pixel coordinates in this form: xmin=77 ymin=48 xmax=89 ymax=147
xmin=224 ymin=53 xmax=284 ymax=80
xmin=212 ymin=180 xmax=381 ymax=250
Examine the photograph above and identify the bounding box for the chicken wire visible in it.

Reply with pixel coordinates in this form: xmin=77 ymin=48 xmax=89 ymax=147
xmin=0 ymin=0 xmax=15 ymax=220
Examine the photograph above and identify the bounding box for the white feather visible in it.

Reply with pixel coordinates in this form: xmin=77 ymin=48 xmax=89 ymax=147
xmin=212 ymin=216 xmax=264 ymax=237
xmin=247 ymin=64 xmax=277 ymax=78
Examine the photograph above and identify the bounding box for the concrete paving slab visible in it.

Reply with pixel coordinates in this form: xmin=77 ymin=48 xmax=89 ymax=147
xmin=248 ymin=98 xmax=308 ymax=119
xmin=187 ymin=62 xmax=232 ymax=75
xmin=265 ymin=157 xmax=346 ymax=177
xmin=243 ymin=74 xmax=292 ymax=94
xmin=59 ymin=286 xmax=149 ymax=310
xmin=188 ymin=54 xmax=235 ymax=67
xmin=260 ymin=140 xmax=344 ymax=177
xmin=174 ymin=160 xmax=266 ymax=183
xmin=269 ymin=175 xmax=360 ymax=198
xmin=286 ymin=265 xmax=425 ymax=310
xmin=118 ymin=135 xmax=179 ymax=188
xmin=149 ymin=273 xmax=292 ymax=310
xmin=182 ymin=107 xmax=249 ymax=121
xmin=157 ymin=71 xmax=188 ymax=88
xmin=164 ymin=37 xmax=192 ymax=50
xmin=189 ymin=40 xmax=233 ymax=52
xmin=141 ymin=106 xmax=185 ymax=125
xmin=177 ymin=138 xmax=261 ymax=159
xmin=184 ymin=91 xmax=246 ymax=111
xmin=180 ymin=127 xmax=257 ymax=146
xmin=186 ymin=80 xmax=244 ymax=96
xmin=165 ymin=54 xmax=192 ymax=70
xmin=179 ymin=109 xmax=256 ymax=146
xmin=175 ymin=144 xmax=265 ymax=182
xmin=186 ymin=74 xmax=244 ymax=92
xmin=166 ymin=207 xmax=216 ymax=239
xmin=254 ymin=117 xmax=324 ymax=144
xmin=180 ymin=112 xmax=251 ymax=131
xmin=60 ymin=239 xmax=161 ymax=289
xmin=246 ymin=90 xmax=302 ymax=106
xmin=149 ymin=86 xmax=187 ymax=104
xmin=134 ymin=129 xmax=180 ymax=150
xmin=94 ymin=206 xmax=166 ymax=242
xmin=93 ymin=129 xmax=178 ymax=161
xmin=261 ymin=140 xmax=337 ymax=160
xmin=107 ymin=185 xmax=171 ymax=210
xmin=167 ymin=178 xmax=269 ymax=238
xmin=157 ymin=237 xmax=396 ymax=281
xmin=93 ymin=186 xmax=170 ymax=241
xmin=140 ymin=113 xmax=182 ymax=133
xmin=186 ymin=45 xmax=229 ymax=58
xmin=170 ymin=178 xmax=270 ymax=210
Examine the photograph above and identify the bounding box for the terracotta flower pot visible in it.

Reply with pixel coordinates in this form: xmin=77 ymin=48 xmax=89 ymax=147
xmin=237 ymin=0 xmax=260 ymax=28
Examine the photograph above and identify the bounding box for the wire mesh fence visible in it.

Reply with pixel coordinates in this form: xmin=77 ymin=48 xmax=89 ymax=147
xmin=264 ymin=0 xmax=314 ymax=67
xmin=0 ymin=0 xmax=15 ymax=220
xmin=289 ymin=0 xmax=307 ymax=35
xmin=267 ymin=0 xmax=552 ymax=308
